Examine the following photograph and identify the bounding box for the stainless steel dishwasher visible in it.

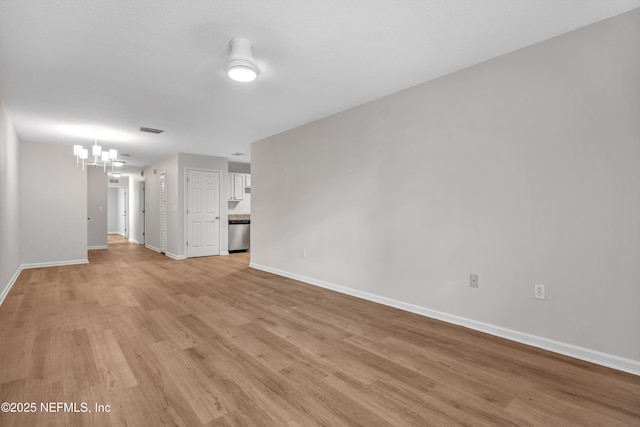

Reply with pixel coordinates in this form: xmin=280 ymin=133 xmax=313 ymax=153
xmin=228 ymin=219 xmax=250 ymax=252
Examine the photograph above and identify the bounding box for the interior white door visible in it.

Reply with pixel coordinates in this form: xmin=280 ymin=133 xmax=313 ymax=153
xmin=187 ymin=169 xmax=220 ymax=257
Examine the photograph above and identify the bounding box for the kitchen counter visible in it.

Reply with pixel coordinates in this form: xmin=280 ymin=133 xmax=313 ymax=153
xmin=229 ymin=214 xmax=250 ymax=221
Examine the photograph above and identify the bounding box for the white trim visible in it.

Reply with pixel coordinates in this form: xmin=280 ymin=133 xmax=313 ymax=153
xmin=88 ymin=245 xmax=108 ymax=250
xmin=166 ymin=252 xmax=186 ymax=260
xmin=221 ymin=250 xmax=230 ymax=256
xmin=159 ymin=170 xmax=168 ymax=254
xmin=108 ymin=232 xmax=125 ymax=236
xmin=145 ymin=243 xmax=162 ymax=253
xmin=249 ymin=263 xmax=640 ymax=377
xmin=144 ymin=244 xmax=185 ymax=260
xmin=128 ymin=238 xmax=141 ymax=245
xmin=22 ymin=259 xmax=89 ymax=269
xmin=0 ymin=265 xmax=23 ymax=306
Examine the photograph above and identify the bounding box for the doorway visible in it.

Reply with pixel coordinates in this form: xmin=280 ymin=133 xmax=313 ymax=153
xmin=107 ymin=187 xmax=128 ymax=237
xmin=186 ymin=169 xmax=221 ymax=257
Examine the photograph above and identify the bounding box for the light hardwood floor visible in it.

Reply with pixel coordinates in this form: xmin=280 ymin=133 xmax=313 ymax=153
xmin=0 ymin=236 xmax=638 ymax=426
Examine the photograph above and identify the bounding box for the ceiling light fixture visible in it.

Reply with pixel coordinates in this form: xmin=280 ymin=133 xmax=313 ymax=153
xmin=73 ymin=137 xmax=122 ymax=171
xmin=227 ymin=38 xmax=257 ymax=83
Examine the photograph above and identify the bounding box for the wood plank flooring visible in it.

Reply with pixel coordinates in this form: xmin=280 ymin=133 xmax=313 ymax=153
xmin=0 ymin=235 xmax=638 ymax=426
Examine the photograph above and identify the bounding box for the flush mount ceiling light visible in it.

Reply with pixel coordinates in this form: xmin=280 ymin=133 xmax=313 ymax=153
xmin=227 ymin=38 xmax=257 ymax=82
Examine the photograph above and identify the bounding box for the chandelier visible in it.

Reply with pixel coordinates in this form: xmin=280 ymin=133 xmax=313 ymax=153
xmin=73 ymin=138 xmax=124 ymax=171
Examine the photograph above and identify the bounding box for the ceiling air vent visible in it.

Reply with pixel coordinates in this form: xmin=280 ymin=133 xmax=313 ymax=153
xmin=109 ymin=179 xmax=120 ymax=184
xmin=121 ymin=153 xmax=131 ymax=157
xmin=232 ymin=152 xmax=244 ymax=156
xmin=140 ymin=126 xmax=164 ymax=134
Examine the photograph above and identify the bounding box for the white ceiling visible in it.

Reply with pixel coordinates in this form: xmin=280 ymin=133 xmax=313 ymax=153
xmin=1 ymin=0 xmax=639 ymax=173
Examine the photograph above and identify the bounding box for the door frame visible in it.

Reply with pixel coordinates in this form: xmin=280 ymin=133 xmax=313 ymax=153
xmin=122 ymin=187 xmax=129 ymax=240
xmin=108 ymin=181 xmax=129 ymax=239
xmin=140 ymin=180 xmax=145 ymax=245
xmin=159 ymin=170 xmax=167 ymax=254
xmin=183 ymin=167 xmax=223 ymax=258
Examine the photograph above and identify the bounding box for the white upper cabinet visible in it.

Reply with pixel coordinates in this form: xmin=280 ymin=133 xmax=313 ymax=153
xmin=229 ymin=172 xmax=250 ymax=200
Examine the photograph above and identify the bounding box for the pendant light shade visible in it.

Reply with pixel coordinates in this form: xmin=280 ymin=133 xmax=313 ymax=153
xmin=228 ymin=38 xmax=257 ymax=82
xmin=72 ymin=137 xmax=122 ymax=171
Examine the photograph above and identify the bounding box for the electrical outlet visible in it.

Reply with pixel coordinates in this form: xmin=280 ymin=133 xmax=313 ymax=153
xmin=534 ymin=284 xmax=545 ymax=300
xmin=470 ymin=274 xmax=478 ymax=288
xmin=301 ymin=249 xmax=306 ymax=258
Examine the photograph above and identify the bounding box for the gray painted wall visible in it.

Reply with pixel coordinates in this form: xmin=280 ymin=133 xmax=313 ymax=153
xmin=0 ymin=100 xmax=21 ymax=300
xmin=87 ymin=167 xmax=107 ymax=247
xmin=251 ymin=10 xmax=640 ymax=362
xmin=108 ymin=187 xmax=119 ymax=233
xmin=229 ymin=161 xmax=250 ymax=174
xmin=20 ymin=141 xmax=87 ymax=265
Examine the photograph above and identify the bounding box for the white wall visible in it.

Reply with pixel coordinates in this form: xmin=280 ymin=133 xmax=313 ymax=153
xmin=108 ymin=187 xmax=119 ymax=233
xmin=20 ymin=141 xmax=87 ymax=266
xmin=87 ymin=167 xmax=107 ymax=248
xmin=251 ymin=9 xmax=640 ymax=368
xmin=127 ymin=172 xmax=145 ymax=245
xmin=0 ymin=100 xmax=21 ymax=302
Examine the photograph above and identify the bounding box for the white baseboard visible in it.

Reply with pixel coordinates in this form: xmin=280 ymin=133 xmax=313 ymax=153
xmin=22 ymin=259 xmax=89 ymax=269
xmin=249 ymin=263 xmax=640 ymax=377
xmin=88 ymin=245 xmax=108 ymax=250
xmin=166 ymin=252 xmax=186 ymax=260
xmin=108 ymin=232 xmax=125 ymax=236
xmin=128 ymin=238 xmax=141 ymax=245
xmin=145 ymin=244 xmax=161 ymax=253
xmin=144 ymin=245 xmax=185 ymax=260
xmin=221 ymin=251 xmax=230 ymax=256
xmin=0 ymin=265 xmax=23 ymax=306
